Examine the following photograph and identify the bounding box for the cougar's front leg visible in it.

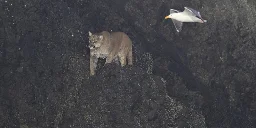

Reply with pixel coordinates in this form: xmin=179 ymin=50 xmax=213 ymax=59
xmin=105 ymin=54 xmax=114 ymax=64
xmin=90 ymin=56 xmax=98 ymax=76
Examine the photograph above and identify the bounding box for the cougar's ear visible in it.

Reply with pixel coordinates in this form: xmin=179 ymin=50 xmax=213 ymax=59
xmin=99 ymin=35 xmax=103 ymax=40
xmin=88 ymin=31 xmax=92 ymax=36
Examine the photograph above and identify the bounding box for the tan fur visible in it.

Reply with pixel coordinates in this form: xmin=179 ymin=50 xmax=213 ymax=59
xmin=88 ymin=31 xmax=133 ymax=76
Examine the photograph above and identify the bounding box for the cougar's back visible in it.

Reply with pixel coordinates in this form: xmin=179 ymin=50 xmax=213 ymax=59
xmin=108 ymin=32 xmax=132 ymax=56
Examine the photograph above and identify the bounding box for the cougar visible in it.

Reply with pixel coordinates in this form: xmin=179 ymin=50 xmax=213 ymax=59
xmin=88 ymin=31 xmax=133 ymax=76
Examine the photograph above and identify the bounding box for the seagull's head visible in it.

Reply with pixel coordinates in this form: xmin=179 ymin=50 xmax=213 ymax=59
xmin=165 ymin=14 xmax=172 ymax=19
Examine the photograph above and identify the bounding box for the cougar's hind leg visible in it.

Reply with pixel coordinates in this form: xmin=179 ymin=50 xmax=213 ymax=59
xmin=127 ymin=48 xmax=133 ymax=65
xmin=119 ymin=55 xmax=127 ymax=67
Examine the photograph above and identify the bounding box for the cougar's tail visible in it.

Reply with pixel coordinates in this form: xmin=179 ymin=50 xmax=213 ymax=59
xmin=128 ymin=47 xmax=133 ymax=65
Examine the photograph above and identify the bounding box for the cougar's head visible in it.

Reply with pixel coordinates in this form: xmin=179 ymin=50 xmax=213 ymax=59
xmin=88 ymin=31 xmax=104 ymax=49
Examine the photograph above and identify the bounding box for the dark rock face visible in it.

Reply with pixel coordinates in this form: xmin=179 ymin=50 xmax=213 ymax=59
xmin=1 ymin=0 xmax=256 ymax=127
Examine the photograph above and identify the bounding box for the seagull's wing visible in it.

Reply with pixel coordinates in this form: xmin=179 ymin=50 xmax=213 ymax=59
xmin=170 ymin=9 xmax=180 ymax=14
xmin=183 ymin=7 xmax=202 ymax=18
xmin=171 ymin=19 xmax=183 ymax=32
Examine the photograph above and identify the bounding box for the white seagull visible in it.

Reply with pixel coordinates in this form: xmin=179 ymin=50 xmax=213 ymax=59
xmin=165 ymin=7 xmax=207 ymax=32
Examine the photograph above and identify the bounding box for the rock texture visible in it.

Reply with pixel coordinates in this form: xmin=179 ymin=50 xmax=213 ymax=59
xmin=1 ymin=0 xmax=256 ymax=127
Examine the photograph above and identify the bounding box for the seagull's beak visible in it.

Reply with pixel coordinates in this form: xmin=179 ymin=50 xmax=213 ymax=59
xmin=165 ymin=15 xmax=170 ymax=19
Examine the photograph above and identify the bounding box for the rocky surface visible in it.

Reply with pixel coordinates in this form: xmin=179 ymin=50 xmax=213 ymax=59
xmin=1 ymin=0 xmax=256 ymax=127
